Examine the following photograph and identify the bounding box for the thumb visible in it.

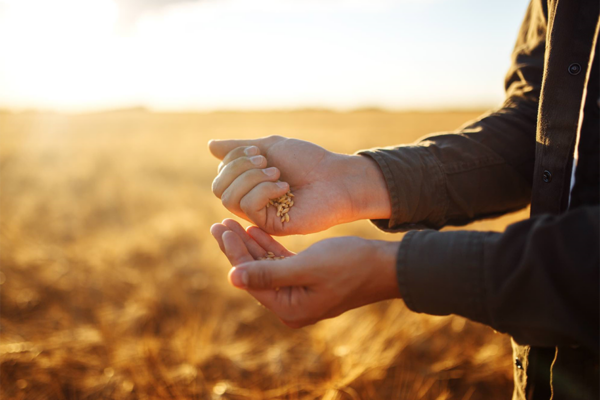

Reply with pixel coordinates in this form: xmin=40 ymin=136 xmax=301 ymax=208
xmin=228 ymin=258 xmax=306 ymax=290
xmin=208 ymin=139 xmax=258 ymax=160
xmin=208 ymin=136 xmax=283 ymax=160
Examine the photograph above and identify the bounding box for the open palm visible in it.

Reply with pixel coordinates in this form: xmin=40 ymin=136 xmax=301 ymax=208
xmin=210 ymin=219 xmax=311 ymax=327
xmin=210 ymin=219 xmax=400 ymax=328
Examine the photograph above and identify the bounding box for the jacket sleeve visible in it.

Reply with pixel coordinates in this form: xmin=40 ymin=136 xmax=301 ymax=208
xmin=396 ymin=205 xmax=599 ymax=352
xmin=359 ymin=0 xmax=548 ymax=231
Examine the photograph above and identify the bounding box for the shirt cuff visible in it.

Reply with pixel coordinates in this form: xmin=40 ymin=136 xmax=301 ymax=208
xmin=357 ymin=146 xmax=447 ymax=232
xmin=396 ymin=229 xmax=494 ymax=326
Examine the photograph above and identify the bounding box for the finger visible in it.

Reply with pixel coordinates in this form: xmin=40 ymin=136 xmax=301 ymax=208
xmin=222 ymin=219 xmax=267 ymax=259
xmin=228 ymin=257 xmax=307 ymax=290
xmin=214 ymin=225 xmax=280 ymax=308
xmin=222 ymin=230 xmax=255 ymax=266
xmin=212 ymin=155 xmax=268 ymax=199
xmin=210 ymin=223 xmax=231 ymax=253
xmin=209 ymin=139 xmax=258 ymax=160
xmin=246 ymin=226 xmax=295 ymax=257
xmin=218 ymin=145 xmax=260 ymax=174
xmin=208 ymin=136 xmax=283 ymax=160
xmin=239 ymin=181 xmax=290 ymax=217
xmin=221 ymin=168 xmax=282 ymax=213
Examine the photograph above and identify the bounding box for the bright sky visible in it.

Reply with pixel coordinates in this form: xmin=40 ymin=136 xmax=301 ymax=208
xmin=0 ymin=0 xmax=529 ymax=112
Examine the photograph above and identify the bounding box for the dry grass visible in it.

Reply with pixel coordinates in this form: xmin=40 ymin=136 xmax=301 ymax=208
xmin=0 ymin=109 xmax=528 ymax=399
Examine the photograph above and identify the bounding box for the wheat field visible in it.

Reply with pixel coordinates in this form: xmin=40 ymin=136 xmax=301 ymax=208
xmin=0 ymin=109 xmax=528 ymax=399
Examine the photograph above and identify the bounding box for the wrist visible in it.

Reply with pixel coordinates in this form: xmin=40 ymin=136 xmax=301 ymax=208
xmin=363 ymin=239 xmax=401 ymax=301
xmin=341 ymin=155 xmax=392 ymax=221
xmin=376 ymin=240 xmax=402 ymax=300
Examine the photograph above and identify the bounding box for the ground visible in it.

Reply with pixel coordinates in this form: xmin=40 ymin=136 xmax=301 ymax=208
xmin=0 ymin=109 xmax=528 ymax=399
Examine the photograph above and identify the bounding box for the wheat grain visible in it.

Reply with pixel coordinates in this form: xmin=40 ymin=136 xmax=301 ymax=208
xmin=258 ymin=253 xmax=286 ymax=261
xmin=267 ymin=190 xmax=294 ymax=225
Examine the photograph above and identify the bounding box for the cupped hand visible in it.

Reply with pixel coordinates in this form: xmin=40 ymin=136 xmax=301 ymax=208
xmin=210 ymin=219 xmax=400 ymax=328
xmin=208 ymin=136 xmax=390 ymax=235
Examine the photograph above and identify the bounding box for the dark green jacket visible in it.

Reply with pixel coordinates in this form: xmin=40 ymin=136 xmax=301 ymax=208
xmin=360 ymin=1 xmax=599 ymax=398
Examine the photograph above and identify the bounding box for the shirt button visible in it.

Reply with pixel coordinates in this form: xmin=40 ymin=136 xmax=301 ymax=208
xmin=515 ymin=357 xmax=523 ymax=369
xmin=542 ymin=170 xmax=552 ymax=183
xmin=515 ymin=358 xmax=524 ymax=370
xmin=568 ymin=63 xmax=582 ymax=75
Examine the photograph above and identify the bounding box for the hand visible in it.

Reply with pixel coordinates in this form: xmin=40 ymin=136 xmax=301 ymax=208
xmin=208 ymin=136 xmax=391 ymax=235
xmin=210 ymin=219 xmax=400 ymax=328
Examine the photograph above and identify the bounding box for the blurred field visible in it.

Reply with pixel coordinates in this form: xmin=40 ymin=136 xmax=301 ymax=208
xmin=0 ymin=109 xmax=528 ymax=399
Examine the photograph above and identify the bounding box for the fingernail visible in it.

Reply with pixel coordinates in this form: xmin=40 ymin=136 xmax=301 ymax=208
xmin=250 ymin=155 xmax=264 ymax=165
xmin=263 ymin=167 xmax=277 ymax=176
xmin=244 ymin=146 xmax=259 ymax=156
xmin=276 ymin=181 xmax=288 ymax=188
xmin=230 ymin=268 xmax=249 ymax=288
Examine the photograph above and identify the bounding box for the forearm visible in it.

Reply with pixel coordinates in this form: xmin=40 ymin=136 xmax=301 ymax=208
xmin=397 ymin=206 xmax=600 ymax=351
xmin=357 ymin=102 xmax=537 ymax=231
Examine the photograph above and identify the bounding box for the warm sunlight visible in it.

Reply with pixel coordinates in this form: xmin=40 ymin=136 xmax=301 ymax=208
xmin=4 ymin=1 xmax=598 ymax=399
xmin=0 ymin=0 xmax=123 ymax=109
xmin=0 ymin=0 xmax=528 ymax=111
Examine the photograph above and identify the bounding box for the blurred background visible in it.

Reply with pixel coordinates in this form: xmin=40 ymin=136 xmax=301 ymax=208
xmin=0 ymin=0 xmax=530 ymax=399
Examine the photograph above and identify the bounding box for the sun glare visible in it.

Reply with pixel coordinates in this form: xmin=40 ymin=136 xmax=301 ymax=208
xmin=0 ymin=0 xmax=124 ymax=109
xmin=0 ymin=0 xmax=525 ymax=112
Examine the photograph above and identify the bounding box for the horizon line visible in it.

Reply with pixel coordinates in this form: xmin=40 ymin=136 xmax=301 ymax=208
xmin=0 ymin=105 xmax=495 ymax=116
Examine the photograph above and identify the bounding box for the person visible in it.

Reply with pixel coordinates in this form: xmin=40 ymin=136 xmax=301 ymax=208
xmin=208 ymin=0 xmax=599 ymax=398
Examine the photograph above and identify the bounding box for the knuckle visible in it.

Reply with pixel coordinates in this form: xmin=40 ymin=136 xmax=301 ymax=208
xmin=241 ymin=156 xmax=255 ymax=167
xmin=211 ymin=178 xmax=222 ymax=198
xmin=240 ymin=168 xmax=265 ymax=183
xmin=254 ymin=266 xmax=272 ymax=289
xmin=220 ymin=190 xmax=235 ymax=209
xmin=218 ymin=160 xmax=243 ymax=183
xmin=234 ymin=156 xmax=259 ymax=173
xmin=265 ymin=135 xmax=283 ymax=143
xmin=229 ymin=156 xmax=245 ymax=169
xmin=226 ymin=146 xmax=246 ymax=161
xmin=239 ymin=195 xmax=253 ymax=214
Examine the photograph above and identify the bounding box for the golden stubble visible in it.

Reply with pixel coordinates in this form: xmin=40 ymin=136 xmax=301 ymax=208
xmin=0 ymin=109 xmax=527 ymax=399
